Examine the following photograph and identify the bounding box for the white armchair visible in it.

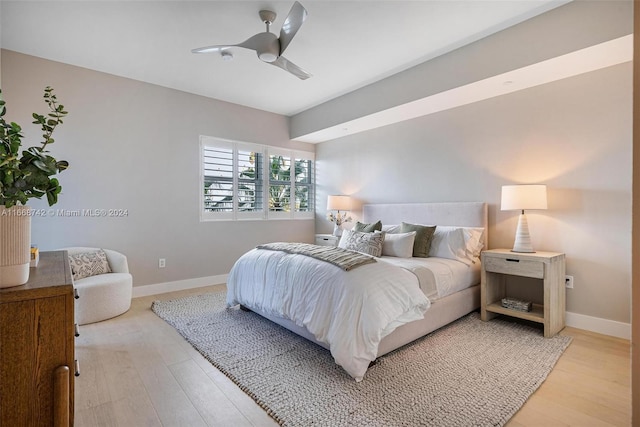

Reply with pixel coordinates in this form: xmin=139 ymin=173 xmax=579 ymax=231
xmin=62 ymin=247 xmax=133 ymax=325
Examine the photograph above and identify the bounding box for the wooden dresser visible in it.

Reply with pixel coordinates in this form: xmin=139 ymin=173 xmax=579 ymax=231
xmin=0 ymin=251 xmax=76 ymax=426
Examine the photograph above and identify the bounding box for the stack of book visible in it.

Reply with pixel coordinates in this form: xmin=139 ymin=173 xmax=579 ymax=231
xmin=501 ymin=297 xmax=532 ymax=312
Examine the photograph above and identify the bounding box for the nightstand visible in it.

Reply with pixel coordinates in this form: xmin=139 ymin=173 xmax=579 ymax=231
xmin=481 ymin=249 xmax=566 ymax=337
xmin=315 ymin=234 xmax=339 ymax=247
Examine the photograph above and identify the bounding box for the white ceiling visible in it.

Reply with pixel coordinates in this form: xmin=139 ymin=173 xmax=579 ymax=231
xmin=1 ymin=1 xmax=570 ymax=117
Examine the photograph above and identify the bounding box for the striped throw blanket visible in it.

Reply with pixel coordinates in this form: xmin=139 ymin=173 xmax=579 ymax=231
xmin=256 ymin=242 xmax=376 ymax=271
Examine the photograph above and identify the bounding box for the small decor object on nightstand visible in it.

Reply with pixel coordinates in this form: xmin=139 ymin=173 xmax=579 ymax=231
xmin=327 ymin=195 xmax=352 ymax=237
xmin=501 ymin=297 xmax=532 ymax=312
xmin=30 ymin=245 xmax=39 ymax=268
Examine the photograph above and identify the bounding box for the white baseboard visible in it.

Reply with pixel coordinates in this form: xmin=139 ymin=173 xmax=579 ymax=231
xmin=133 ymin=277 xmax=631 ymax=340
xmin=566 ymin=311 xmax=630 ymax=340
xmin=132 ymin=274 xmax=228 ymax=298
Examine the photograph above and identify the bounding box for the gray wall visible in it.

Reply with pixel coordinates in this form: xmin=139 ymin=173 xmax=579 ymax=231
xmin=315 ymin=62 xmax=632 ymax=324
xmin=1 ymin=49 xmax=315 ymax=287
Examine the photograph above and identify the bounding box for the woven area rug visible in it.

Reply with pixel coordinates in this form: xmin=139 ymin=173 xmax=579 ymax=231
xmin=151 ymin=292 xmax=572 ymax=427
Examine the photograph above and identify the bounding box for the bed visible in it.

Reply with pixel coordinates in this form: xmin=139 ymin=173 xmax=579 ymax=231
xmin=226 ymin=202 xmax=487 ymax=381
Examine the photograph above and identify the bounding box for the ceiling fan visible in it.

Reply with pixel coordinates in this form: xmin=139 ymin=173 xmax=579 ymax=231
xmin=192 ymin=1 xmax=311 ymax=80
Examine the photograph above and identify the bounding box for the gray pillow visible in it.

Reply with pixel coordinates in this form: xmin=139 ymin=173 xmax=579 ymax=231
xmin=400 ymin=222 xmax=436 ymax=258
xmin=338 ymin=229 xmax=385 ymax=257
xmin=353 ymin=220 xmax=382 ymax=233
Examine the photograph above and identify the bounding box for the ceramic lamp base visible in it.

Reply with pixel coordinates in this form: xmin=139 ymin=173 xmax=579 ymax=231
xmin=511 ymin=212 xmax=535 ymax=253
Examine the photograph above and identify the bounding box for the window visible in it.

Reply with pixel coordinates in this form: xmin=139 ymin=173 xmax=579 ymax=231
xmin=268 ymin=152 xmax=291 ymax=215
xmin=294 ymin=153 xmax=314 ymax=213
xmin=201 ymin=136 xmax=314 ymax=221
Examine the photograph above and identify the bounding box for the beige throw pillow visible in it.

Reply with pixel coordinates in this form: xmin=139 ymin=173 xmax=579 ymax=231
xmin=69 ymin=250 xmax=112 ymax=281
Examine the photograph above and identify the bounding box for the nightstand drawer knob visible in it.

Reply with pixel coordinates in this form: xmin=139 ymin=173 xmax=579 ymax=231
xmin=506 ymin=258 xmax=520 ymax=263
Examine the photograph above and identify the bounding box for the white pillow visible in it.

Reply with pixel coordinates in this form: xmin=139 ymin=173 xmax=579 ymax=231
xmin=338 ymin=229 xmax=385 ymax=257
xmin=429 ymin=227 xmax=468 ymax=263
xmin=381 ymin=224 xmax=401 ymax=234
xmin=463 ymin=227 xmax=485 ymax=258
xmin=429 ymin=226 xmax=486 ymax=265
xmin=382 ymin=231 xmax=416 ymax=258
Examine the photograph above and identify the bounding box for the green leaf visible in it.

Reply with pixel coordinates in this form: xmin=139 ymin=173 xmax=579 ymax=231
xmin=56 ymin=160 xmax=69 ymax=171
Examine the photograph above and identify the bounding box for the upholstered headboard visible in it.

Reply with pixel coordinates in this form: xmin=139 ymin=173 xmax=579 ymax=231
xmin=362 ymin=202 xmax=488 ymax=247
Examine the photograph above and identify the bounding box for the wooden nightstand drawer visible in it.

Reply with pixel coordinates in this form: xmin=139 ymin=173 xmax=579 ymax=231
xmin=483 ymin=256 xmax=544 ymax=279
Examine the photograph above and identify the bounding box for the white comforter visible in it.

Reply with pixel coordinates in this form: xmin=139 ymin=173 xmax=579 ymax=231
xmin=226 ymin=248 xmax=431 ymax=381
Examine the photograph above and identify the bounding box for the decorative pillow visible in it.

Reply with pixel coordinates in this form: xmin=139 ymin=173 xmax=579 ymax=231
xmin=400 ymin=222 xmax=436 ymax=258
xmin=68 ymin=250 xmax=112 ymax=281
xmin=338 ymin=229 xmax=385 ymax=257
xmin=353 ymin=220 xmax=382 ymax=233
xmin=382 ymin=231 xmax=416 ymax=258
xmin=381 ymin=224 xmax=401 ymax=234
xmin=429 ymin=227 xmax=468 ymax=264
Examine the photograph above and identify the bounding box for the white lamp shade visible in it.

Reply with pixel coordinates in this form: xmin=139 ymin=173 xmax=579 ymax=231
xmin=327 ymin=195 xmax=352 ymax=211
xmin=501 ymin=185 xmax=548 ymax=211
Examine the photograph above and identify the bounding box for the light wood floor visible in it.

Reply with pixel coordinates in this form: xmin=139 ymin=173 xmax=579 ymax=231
xmin=74 ymin=285 xmax=631 ymax=426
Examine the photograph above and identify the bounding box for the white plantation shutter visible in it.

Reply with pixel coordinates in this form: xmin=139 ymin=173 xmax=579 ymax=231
xmin=236 ymin=148 xmax=263 ymax=214
xmin=294 ymin=151 xmax=314 ymax=218
xmin=202 ymin=140 xmax=234 ymax=220
xmin=268 ymin=149 xmax=292 ymax=218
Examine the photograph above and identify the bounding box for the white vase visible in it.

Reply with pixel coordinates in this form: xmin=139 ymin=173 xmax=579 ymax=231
xmin=0 ymin=205 xmax=31 ymax=288
xmin=332 ymin=223 xmax=342 ymax=237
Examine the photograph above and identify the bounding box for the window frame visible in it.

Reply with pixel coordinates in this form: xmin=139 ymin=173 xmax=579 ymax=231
xmin=200 ymin=136 xmax=314 ymax=222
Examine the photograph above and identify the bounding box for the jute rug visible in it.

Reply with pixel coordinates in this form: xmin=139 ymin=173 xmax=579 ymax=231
xmin=151 ymin=292 xmax=571 ymax=427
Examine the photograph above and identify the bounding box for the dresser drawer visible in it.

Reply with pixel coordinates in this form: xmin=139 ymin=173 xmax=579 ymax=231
xmin=483 ymin=256 xmax=544 ymax=279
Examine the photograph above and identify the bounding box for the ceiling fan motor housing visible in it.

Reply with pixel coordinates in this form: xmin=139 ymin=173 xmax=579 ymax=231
xmin=255 ymin=32 xmax=280 ymax=62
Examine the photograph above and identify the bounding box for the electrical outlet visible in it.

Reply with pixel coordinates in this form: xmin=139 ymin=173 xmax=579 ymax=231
xmin=565 ymin=275 xmax=574 ymax=289
xmin=159 ymin=258 xmax=166 ymax=268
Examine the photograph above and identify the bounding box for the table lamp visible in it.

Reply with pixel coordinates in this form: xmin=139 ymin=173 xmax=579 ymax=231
xmin=327 ymin=195 xmax=352 ymax=237
xmin=501 ymin=185 xmax=547 ymax=253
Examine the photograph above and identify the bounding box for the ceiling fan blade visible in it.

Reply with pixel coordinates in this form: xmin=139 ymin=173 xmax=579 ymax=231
xmin=191 ymin=44 xmax=234 ymax=54
xmin=279 ymin=1 xmax=308 ymax=56
xmin=236 ymin=33 xmax=265 ymax=51
xmin=192 ymin=34 xmax=264 ymax=54
xmin=270 ymin=56 xmax=312 ymax=80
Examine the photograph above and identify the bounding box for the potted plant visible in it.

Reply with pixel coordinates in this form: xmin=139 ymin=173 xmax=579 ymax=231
xmin=0 ymin=87 xmax=69 ymax=287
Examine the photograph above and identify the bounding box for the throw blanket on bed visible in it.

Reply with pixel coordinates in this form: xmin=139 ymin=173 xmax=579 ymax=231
xmin=256 ymin=242 xmax=376 ymax=271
